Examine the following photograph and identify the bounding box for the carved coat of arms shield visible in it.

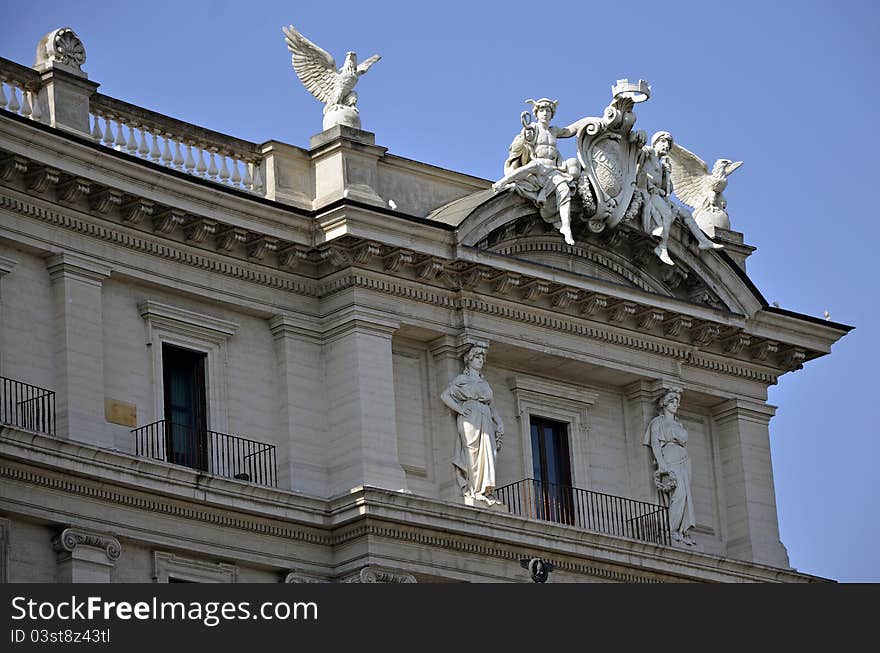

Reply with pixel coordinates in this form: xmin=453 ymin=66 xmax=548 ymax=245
xmin=576 ymin=120 xmax=641 ymax=232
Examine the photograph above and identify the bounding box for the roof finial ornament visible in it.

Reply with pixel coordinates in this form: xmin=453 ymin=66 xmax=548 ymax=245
xmin=282 ymin=24 xmax=381 ymax=132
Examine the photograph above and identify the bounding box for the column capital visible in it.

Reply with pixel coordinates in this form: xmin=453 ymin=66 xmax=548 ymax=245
xmin=46 ymin=252 xmax=112 ymax=285
xmin=711 ymin=398 xmax=777 ymax=425
xmin=322 ymin=306 xmax=400 ymax=342
xmin=0 ymin=255 xmax=17 ymax=277
xmin=52 ymin=527 xmax=121 ymax=563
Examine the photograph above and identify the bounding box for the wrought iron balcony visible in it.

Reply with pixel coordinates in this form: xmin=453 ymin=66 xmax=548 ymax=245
xmin=0 ymin=376 xmax=56 ymax=436
xmin=494 ymin=478 xmax=670 ymax=546
xmin=132 ymin=420 xmax=277 ymax=487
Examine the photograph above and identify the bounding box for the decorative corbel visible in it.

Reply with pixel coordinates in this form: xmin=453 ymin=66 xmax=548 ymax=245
xmin=417 ymin=258 xmax=445 ymax=281
xmin=152 ymin=208 xmax=186 ymax=235
xmin=691 ymin=322 xmax=721 ymax=347
xmin=215 ymin=226 xmax=248 ymax=252
xmin=493 ymin=272 xmax=521 ymax=296
xmin=55 ymin=176 xmax=91 ymax=203
xmin=551 ymin=288 xmax=580 ymax=310
xmin=353 ymin=241 xmax=382 ymax=264
xmin=637 ymin=307 xmax=665 ymax=331
xmin=247 ymin=236 xmax=278 ymax=260
xmin=24 ymin=165 xmax=60 ymax=193
xmin=779 ymin=347 xmax=806 ymax=371
xmin=607 ymin=300 xmax=637 ymax=323
xmin=581 ymin=292 xmax=608 ymax=316
xmin=521 ymin=280 xmax=551 ymax=303
xmin=383 ymin=249 xmax=414 ymax=273
xmin=722 ymin=330 xmax=751 ymax=355
xmin=183 ymin=218 xmax=216 ymax=243
xmin=751 ymin=339 xmax=779 ymax=362
xmin=89 ymin=188 xmax=124 ymax=214
xmin=120 ymin=197 xmax=154 ymax=225
xmin=0 ymin=154 xmax=28 ymax=181
xmin=320 ymin=246 xmax=351 ymax=267
xmin=663 ymin=315 xmax=693 ymax=337
xmin=278 ymin=244 xmax=311 ymax=269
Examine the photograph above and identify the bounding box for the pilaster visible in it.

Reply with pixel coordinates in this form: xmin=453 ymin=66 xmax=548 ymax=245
xmin=46 ymin=252 xmax=111 ymax=446
xmin=269 ymin=314 xmax=327 ymax=496
xmin=52 ymin=527 xmax=120 ymax=583
xmin=712 ymin=398 xmax=790 ymax=568
xmin=0 ymin=255 xmax=17 ymax=376
xmin=323 ymin=306 xmax=407 ymax=495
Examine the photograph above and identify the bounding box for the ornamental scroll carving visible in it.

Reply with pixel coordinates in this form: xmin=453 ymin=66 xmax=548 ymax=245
xmin=342 ymin=567 xmax=417 ymax=583
xmin=52 ymin=527 xmax=122 ymax=561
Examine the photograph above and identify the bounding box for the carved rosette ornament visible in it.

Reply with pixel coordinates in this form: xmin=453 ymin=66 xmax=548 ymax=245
xmin=52 ymin=527 xmax=122 ymax=562
xmin=35 ymin=28 xmax=87 ymax=74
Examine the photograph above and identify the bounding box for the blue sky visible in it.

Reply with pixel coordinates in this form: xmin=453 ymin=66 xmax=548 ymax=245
xmin=2 ymin=0 xmax=877 ymax=581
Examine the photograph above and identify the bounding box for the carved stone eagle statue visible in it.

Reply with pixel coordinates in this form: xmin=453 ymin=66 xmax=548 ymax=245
xmin=667 ymin=143 xmax=743 ymax=232
xmin=282 ymin=25 xmax=381 ymax=116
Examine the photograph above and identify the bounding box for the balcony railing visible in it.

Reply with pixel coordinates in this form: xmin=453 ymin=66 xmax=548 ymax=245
xmin=0 ymin=376 xmax=56 ymax=436
xmin=132 ymin=420 xmax=277 ymax=487
xmin=495 ymin=478 xmax=670 ymax=546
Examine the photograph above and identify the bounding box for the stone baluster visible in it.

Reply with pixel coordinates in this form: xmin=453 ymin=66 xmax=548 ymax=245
xmin=29 ymin=90 xmax=43 ymax=122
xmin=218 ymin=153 xmax=231 ymax=184
xmin=149 ymin=131 xmax=161 ymax=162
xmin=196 ymin=147 xmax=208 ymax=178
xmin=184 ymin=143 xmax=196 ymax=173
xmin=0 ymin=79 xmax=7 ymax=110
xmin=18 ymin=85 xmax=32 ymax=118
xmin=7 ymin=83 xmax=20 ymax=114
xmin=160 ymin=133 xmax=173 ymax=167
xmin=252 ymin=160 xmax=264 ymax=194
xmin=125 ymin=123 xmax=138 ymax=153
xmin=102 ymin=116 xmax=114 ymax=147
xmin=172 ymin=140 xmax=184 ymax=169
xmin=230 ymin=158 xmax=242 ymax=188
xmin=207 ymin=151 xmax=219 ymax=179
xmin=113 ymin=118 xmax=126 ymax=150
xmin=137 ymin=127 xmax=150 ymax=158
xmin=242 ymin=159 xmax=253 ymax=189
xmin=90 ymin=112 xmax=103 ymax=141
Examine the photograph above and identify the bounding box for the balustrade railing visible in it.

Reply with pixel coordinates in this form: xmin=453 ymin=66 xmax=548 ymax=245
xmin=132 ymin=419 xmax=277 ymax=487
xmin=0 ymin=376 xmax=56 ymax=436
xmin=0 ymin=59 xmax=45 ymax=123
xmin=495 ymin=478 xmax=670 ymax=546
xmin=89 ymin=94 xmax=264 ymax=194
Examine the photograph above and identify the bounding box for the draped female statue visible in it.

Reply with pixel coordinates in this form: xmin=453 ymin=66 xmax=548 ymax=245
xmin=440 ymin=344 xmax=505 ymax=506
xmin=644 ymin=387 xmax=697 ymax=545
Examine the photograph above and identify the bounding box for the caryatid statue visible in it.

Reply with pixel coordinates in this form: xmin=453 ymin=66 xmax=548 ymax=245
xmin=282 ymin=24 xmax=381 ymax=131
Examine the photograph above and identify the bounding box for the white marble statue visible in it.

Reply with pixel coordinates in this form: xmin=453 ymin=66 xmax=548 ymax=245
xmin=282 ymin=24 xmax=381 ymax=131
xmin=635 ymin=131 xmax=724 ymax=265
xmin=667 ymin=144 xmax=743 ymax=232
xmin=440 ymin=344 xmax=505 ymax=507
xmin=643 ymin=387 xmax=696 ymax=546
xmin=492 ymin=99 xmax=593 ymax=246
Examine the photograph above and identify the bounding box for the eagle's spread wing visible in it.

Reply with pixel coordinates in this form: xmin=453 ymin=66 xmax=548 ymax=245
xmin=356 ymin=54 xmax=381 ymax=76
xmin=668 ymin=143 xmax=710 ymax=210
xmin=282 ymin=25 xmax=337 ymax=105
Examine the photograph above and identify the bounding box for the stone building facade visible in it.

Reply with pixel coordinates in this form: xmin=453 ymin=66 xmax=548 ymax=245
xmin=0 ymin=29 xmax=851 ymax=583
